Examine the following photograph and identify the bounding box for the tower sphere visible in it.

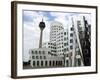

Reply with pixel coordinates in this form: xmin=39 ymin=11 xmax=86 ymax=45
xmin=39 ymin=19 xmax=45 ymax=30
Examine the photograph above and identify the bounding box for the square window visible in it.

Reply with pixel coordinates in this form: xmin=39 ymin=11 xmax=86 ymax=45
xmin=32 ymin=56 xmax=35 ymax=59
xmin=70 ymin=46 xmax=73 ymax=49
xmin=70 ymin=39 xmax=73 ymax=43
xmin=70 ymin=33 xmax=73 ymax=37
xmin=71 ymin=27 xmax=74 ymax=31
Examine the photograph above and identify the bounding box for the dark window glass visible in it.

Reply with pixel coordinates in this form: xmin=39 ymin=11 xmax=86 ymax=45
xmin=39 ymin=51 xmax=41 ymax=54
xmin=35 ymin=51 xmax=37 ymax=54
xmin=32 ymin=51 xmax=34 ymax=54
xmin=43 ymin=51 xmax=45 ymax=54
xmin=64 ymin=32 xmax=66 ymax=35
xmin=66 ymin=54 xmax=69 ymax=57
xmin=44 ymin=56 xmax=46 ymax=59
xmin=71 ymin=27 xmax=74 ymax=31
xmin=70 ymin=33 xmax=73 ymax=37
xmin=64 ymin=48 xmax=67 ymax=52
xmin=78 ymin=59 xmax=81 ymax=66
xmin=48 ymin=52 xmax=50 ymax=54
xmin=45 ymin=61 xmax=47 ymax=66
xmin=33 ymin=61 xmax=35 ymax=66
xmin=70 ymin=52 xmax=72 ymax=56
xmin=70 ymin=39 xmax=73 ymax=43
xmin=53 ymin=61 xmax=55 ymax=66
xmin=32 ymin=56 xmax=35 ymax=59
xmin=49 ymin=61 xmax=51 ymax=66
xmin=41 ymin=61 xmax=43 ymax=66
xmin=37 ymin=61 xmax=39 ymax=66
xmin=67 ymin=48 xmax=69 ymax=51
xmin=40 ymin=56 xmax=42 ymax=59
xmin=64 ymin=43 xmax=67 ymax=46
xmin=64 ymin=38 xmax=66 ymax=40
xmin=56 ymin=61 xmax=58 ymax=65
xmin=36 ymin=56 xmax=38 ymax=59
xmin=66 ymin=60 xmax=69 ymax=67
xmin=70 ymin=45 xmax=73 ymax=49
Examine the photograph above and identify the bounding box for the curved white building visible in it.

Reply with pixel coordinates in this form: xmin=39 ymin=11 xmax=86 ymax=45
xmin=50 ymin=21 xmax=64 ymax=56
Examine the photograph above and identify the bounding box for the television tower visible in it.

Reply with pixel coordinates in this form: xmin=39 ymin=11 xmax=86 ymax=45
xmin=39 ymin=19 xmax=46 ymax=48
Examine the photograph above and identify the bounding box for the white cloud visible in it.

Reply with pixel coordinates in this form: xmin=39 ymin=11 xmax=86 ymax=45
xmin=50 ymin=12 xmax=70 ymax=28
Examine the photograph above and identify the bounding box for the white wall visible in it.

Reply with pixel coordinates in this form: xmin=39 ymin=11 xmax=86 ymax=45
xmin=0 ymin=0 xmax=99 ymax=80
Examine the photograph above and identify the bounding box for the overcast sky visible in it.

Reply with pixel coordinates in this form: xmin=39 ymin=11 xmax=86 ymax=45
xmin=22 ymin=10 xmax=91 ymax=62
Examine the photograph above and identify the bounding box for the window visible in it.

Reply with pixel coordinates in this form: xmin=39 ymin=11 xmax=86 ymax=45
xmin=64 ymin=43 xmax=67 ymax=46
xmin=71 ymin=27 xmax=74 ymax=31
xmin=45 ymin=61 xmax=47 ymax=66
xmin=66 ymin=54 xmax=69 ymax=57
xmin=53 ymin=61 xmax=55 ymax=66
xmin=78 ymin=59 xmax=81 ymax=66
xmin=37 ymin=61 xmax=39 ymax=66
xmin=31 ymin=51 xmax=34 ymax=54
xmin=35 ymin=51 xmax=37 ymax=54
xmin=49 ymin=61 xmax=51 ymax=66
xmin=58 ymin=61 xmax=60 ymax=66
xmin=70 ymin=33 xmax=73 ymax=37
xmin=56 ymin=61 xmax=58 ymax=65
xmin=44 ymin=56 xmax=46 ymax=59
xmin=36 ymin=56 xmax=38 ymax=59
xmin=64 ymin=38 xmax=66 ymax=41
xmin=48 ymin=51 xmax=51 ymax=54
xmin=39 ymin=51 xmax=41 ymax=54
xmin=66 ymin=60 xmax=69 ymax=67
xmin=41 ymin=61 xmax=43 ymax=66
xmin=60 ymin=61 xmax=62 ymax=65
xmin=84 ymin=49 xmax=89 ymax=54
xmin=70 ymin=52 xmax=72 ymax=56
xmin=67 ymin=48 xmax=69 ymax=51
xmin=76 ymin=39 xmax=77 ymax=43
xmin=64 ymin=32 xmax=66 ymax=35
xmin=33 ymin=61 xmax=35 ymax=66
xmin=70 ymin=39 xmax=73 ymax=43
xmin=70 ymin=45 xmax=73 ymax=49
xmin=40 ymin=56 xmax=42 ymax=59
xmin=43 ymin=51 xmax=45 ymax=54
xmin=48 ymin=43 xmax=50 ymax=45
xmin=64 ymin=48 xmax=67 ymax=52
xmin=32 ymin=56 xmax=35 ymax=59
xmin=77 ymin=21 xmax=81 ymax=25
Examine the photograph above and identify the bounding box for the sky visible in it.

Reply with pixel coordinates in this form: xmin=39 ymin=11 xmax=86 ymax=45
xmin=22 ymin=10 xmax=91 ymax=62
